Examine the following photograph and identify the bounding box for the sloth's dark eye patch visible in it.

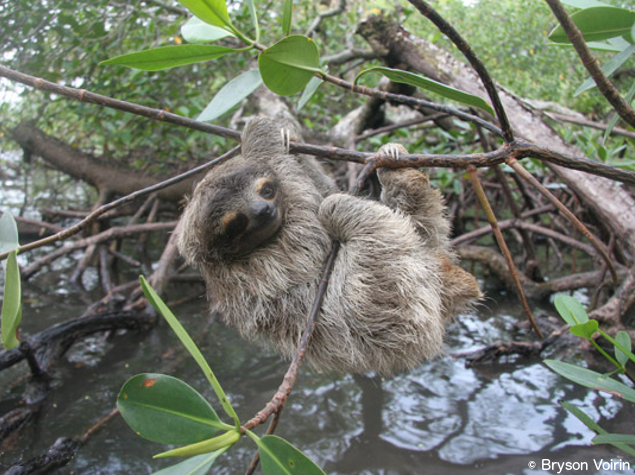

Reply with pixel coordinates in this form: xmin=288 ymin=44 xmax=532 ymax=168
xmin=256 ymin=178 xmax=277 ymax=200
xmin=222 ymin=212 xmax=249 ymax=239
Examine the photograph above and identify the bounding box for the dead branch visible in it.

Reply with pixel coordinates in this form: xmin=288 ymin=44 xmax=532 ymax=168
xmin=546 ymin=112 xmax=635 ymax=140
xmin=22 ymin=221 xmax=176 ymax=280
xmin=467 ymin=167 xmax=543 ymax=337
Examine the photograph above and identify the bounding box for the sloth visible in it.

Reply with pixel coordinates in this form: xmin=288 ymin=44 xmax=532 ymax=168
xmin=177 ymin=117 xmax=481 ymax=375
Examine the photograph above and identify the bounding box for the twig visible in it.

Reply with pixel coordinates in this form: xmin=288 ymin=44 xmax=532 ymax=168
xmin=544 ymin=0 xmax=635 ymax=129
xmin=21 ymin=222 xmax=176 ymax=279
xmin=467 ymin=166 xmax=544 ymax=338
xmin=0 ymin=147 xmax=239 ymax=262
xmin=2 ymin=66 xmax=635 ymax=190
xmin=355 ymin=113 xmax=449 ymax=142
xmin=241 ymin=160 xmax=377 ymax=474
xmin=545 ymin=112 xmax=635 ymax=140
xmin=507 ymin=157 xmax=617 ymax=282
xmin=306 ymin=0 xmax=347 ymax=37
xmin=406 ymin=0 xmax=514 ymax=142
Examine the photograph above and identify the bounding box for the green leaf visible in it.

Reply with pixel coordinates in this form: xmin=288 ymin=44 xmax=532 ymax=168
xmin=118 ymin=373 xmax=226 ymax=445
xmin=245 ymin=0 xmax=259 ymax=43
xmin=593 ymin=433 xmax=635 ymax=446
xmin=258 ymin=35 xmax=321 ymax=96
xmin=544 ymin=360 xmax=635 ymax=403
xmin=569 ymin=320 xmax=599 ymax=339
xmin=282 ymin=0 xmax=293 ymax=36
xmin=554 ymin=294 xmax=588 ymax=325
xmin=549 ymin=7 xmax=635 ymax=44
xmin=575 ymin=44 xmax=635 ymax=96
xmin=152 ymin=450 xmax=228 ymax=475
xmin=614 ymin=331 xmax=633 ymax=368
xmin=101 ymin=45 xmax=239 ymax=71
xmin=0 ymin=211 xmax=19 ymax=255
xmin=139 ymin=276 xmax=240 ymax=428
xmin=197 ymin=69 xmax=263 ymax=122
xmin=1 ymin=251 xmax=22 ymax=350
xmin=181 ymin=17 xmax=234 ymax=44
xmin=154 ymin=430 xmax=240 ymax=458
xmin=355 ymin=66 xmax=495 ymax=116
xmin=177 ymin=0 xmax=232 ymax=29
xmin=251 ymin=434 xmax=326 ymax=475
xmin=560 ymin=402 xmax=635 ymax=457
xmin=560 ymin=401 xmax=604 ymax=433
xmin=297 ymin=75 xmax=323 ymax=110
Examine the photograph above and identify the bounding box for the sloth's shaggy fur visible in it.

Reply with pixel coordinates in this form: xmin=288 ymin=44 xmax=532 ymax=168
xmin=177 ymin=117 xmax=481 ymax=375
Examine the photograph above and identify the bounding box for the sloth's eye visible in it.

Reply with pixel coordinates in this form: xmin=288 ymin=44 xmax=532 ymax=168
xmin=259 ymin=182 xmax=276 ymax=200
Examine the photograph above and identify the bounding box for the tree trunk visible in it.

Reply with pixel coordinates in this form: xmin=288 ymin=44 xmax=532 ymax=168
xmin=11 ymin=122 xmax=200 ymax=203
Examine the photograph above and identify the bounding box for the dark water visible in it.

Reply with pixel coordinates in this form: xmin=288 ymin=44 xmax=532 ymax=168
xmin=1 ymin=153 xmax=634 ymax=475
xmin=2 ymin=288 xmax=634 ymax=475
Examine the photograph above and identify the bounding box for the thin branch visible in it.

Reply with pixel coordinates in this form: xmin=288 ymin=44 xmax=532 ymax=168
xmin=507 ymin=157 xmax=617 ymax=282
xmin=355 ymin=113 xmax=449 ymax=142
xmin=21 ymin=222 xmax=176 ymax=279
xmin=240 ymin=160 xmax=377 ymax=440
xmin=544 ymin=0 xmax=635 ymax=129
xmin=3 ymin=66 xmax=635 ymax=185
xmin=0 ymin=146 xmax=240 ymax=261
xmin=306 ymin=0 xmax=347 ymax=37
xmin=546 ymin=112 xmax=635 ymax=141
xmin=0 ymin=65 xmax=240 ymax=141
xmin=467 ymin=166 xmax=544 ymax=338
xmin=406 ymin=0 xmax=514 ymax=143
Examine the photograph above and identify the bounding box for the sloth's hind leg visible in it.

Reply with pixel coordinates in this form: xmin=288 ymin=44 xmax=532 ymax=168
xmin=376 ymin=143 xmax=450 ymax=250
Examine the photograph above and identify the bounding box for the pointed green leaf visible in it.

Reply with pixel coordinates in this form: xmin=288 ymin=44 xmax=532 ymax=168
xmin=152 ymin=450 xmax=227 ymax=475
xmin=197 ymin=69 xmax=262 ymax=122
xmin=282 ymin=0 xmax=293 ymax=36
xmin=298 ymin=75 xmax=323 ymax=110
xmin=139 ymin=276 xmax=240 ymax=428
xmin=258 ymin=35 xmax=321 ymax=96
xmin=118 ymin=373 xmax=227 ymax=445
xmin=560 ymin=401 xmax=604 ymax=433
xmin=181 ymin=17 xmax=234 ymax=44
xmin=593 ymin=433 xmax=635 ymax=446
xmin=0 ymin=211 xmax=19 ymax=255
xmin=1 ymin=251 xmax=22 ymax=350
xmin=251 ymin=434 xmax=326 ymax=475
xmin=549 ymin=7 xmax=635 ymax=44
xmin=575 ymin=44 xmax=635 ymax=96
xmin=101 ymin=45 xmax=238 ymax=71
xmin=614 ymin=331 xmax=633 ymax=368
xmin=177 ymin=0 xmax=231 ymax=28
xmin=569 ymin=320 xmax=598 ymax=339
xmin=245 ymin=0 xmax=259 ymax=43
xmin=560 ymin=402 xmax=635 ymax=457
xmin=154 ymin=430 xmax=240 ymax=458
xmin=355 ymin=66 xmax=495 ymax=116
xmin=544 ymin=360 xmax=635 ymax=403
xmin=554 ymin=294 xmax=588 ymax=325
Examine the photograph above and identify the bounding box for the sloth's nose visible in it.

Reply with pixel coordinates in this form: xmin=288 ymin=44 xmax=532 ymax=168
xmin=252 ymin=201 xmax=277 ymax=220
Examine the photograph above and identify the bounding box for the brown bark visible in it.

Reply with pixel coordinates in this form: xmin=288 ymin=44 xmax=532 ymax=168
xmin=11 ymin=122 xmax=200 ymax=203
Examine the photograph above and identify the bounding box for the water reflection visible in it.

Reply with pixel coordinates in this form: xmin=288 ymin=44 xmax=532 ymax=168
xmin=2 ymin=155 xmax=633 ymax=474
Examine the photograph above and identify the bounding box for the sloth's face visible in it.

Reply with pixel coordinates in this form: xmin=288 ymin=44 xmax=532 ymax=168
xmin=199 ymin=164 xmax=285 ymax=261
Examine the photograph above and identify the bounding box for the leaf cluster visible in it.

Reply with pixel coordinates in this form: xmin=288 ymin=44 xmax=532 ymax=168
xmin=545 ymin=295 xmax=635 ymax=457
